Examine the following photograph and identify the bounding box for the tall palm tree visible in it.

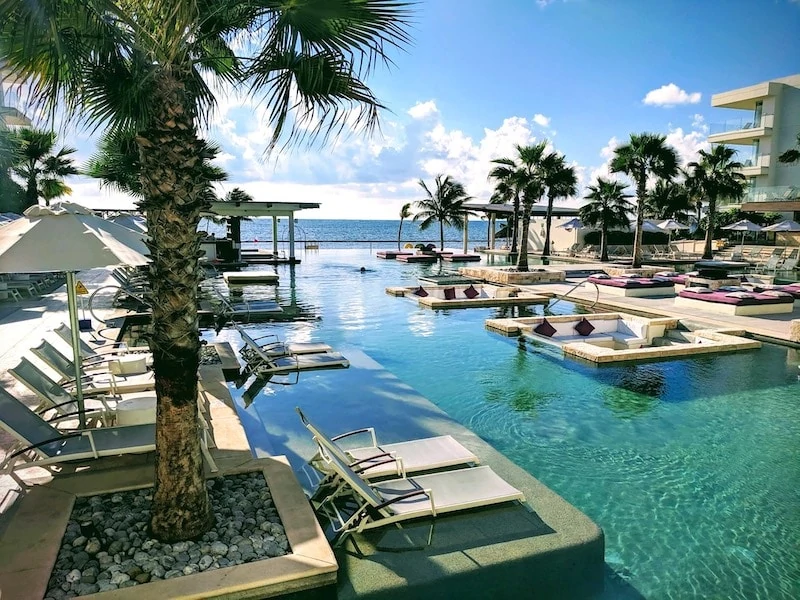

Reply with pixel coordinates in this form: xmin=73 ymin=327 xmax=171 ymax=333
xmin=0 ymin=128 xmax=24 ymax=212
xmin=224 ymin=187 xmax=253 ymax=204
xmin=645 ymin=179 xmax=691 ymax=221
xmin=397 ymin=202 xmax=412 ymax=250
xmin=580 ymin=178 xmax=633 ymax=262
xmin=1 ymin=0 xmax=411 ymax=541
xmin=687 ymin=145 xmax=746 ymax=259
xmin=11 ymin=128 xmax=79 ymax=208
xmin=488 ymin=160 xmax=522 ymax=254
xmin=541 ymin=155 xmax=577 ymax=257
xmin=610 ymin=133 xmax=679 ymax=267
xmin=779 ymin=132 xmax=800 ymax=164
xmin=414 ymin=175 xmax=471 ymax=250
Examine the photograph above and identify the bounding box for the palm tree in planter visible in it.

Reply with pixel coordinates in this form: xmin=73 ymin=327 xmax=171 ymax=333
xmin=687 ymin=145 xmax=745 ymax=259
xmin=580 ymin=178 xmax=633 ymax=262
xmin=610 ymin=133 xmax=679 ymax=267
xmin=541 ymin=155 xmax=577 ymax=258
xmin=11 ymin=128 xmax=79 ymax=208
xmin=488 ymin=159 xmax=523 ymax=254
xmin=414 ymin=175 xmax=471 ymax=250
xmin=1 ymin=0 xmax=411 ymax=541
xmin=397 ymin=202 xmax=412 ymax=250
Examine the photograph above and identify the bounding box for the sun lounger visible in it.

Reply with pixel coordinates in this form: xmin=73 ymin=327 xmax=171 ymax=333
xmin=52 ymin=323 xmax=148 ymax=362
xmin=250 ymin=353 xmax=350 ymax=379
xmin=0 ymin=388 xmax=216 ymax=483
xmin=312 ymin=442 xmax=524 ymax=546
xmin=676 ymin=288 xmax=794 ymax=315
xmin=236 ymin=325 xmax=333 ymax=364
xmin=297 ymin=407 xmax=479 ymax=491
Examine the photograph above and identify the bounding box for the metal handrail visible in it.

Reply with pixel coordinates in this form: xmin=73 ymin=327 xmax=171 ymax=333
xmin=88 ymin=284 xmax=151 ymax=326
xmin=548 ymin=279 xmax=600 ymax=311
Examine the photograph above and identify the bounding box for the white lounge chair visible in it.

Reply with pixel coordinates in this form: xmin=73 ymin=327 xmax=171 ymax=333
xmin=313 ymin=443 xmax=524 ymax=546
xmin=0 ymin=388 xmax=216 ymax=484
xmin=53 ymin=323 xmax=150 ymax=362
xmin=296 ymin=407 xmax=479 ymax=491
xmin=236 ymin=325 xmax=333 ymax=363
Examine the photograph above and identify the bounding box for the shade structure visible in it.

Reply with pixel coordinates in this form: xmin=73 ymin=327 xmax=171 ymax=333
xmin=109 ymin=213 xmax=147 ymax=234
xmin=722 ymin=220 xmax=763 ymax=254
xmin=628 ymin=219 xmax=663 ymax=233
xmin=762 ymin=219 xmax=800 ymax=232
xmin=558 ymin=217 xmax=583 ymax=229
xmin=657 ymin=219 xmax=689 ymax=232
xmin=0 ymin=202 xmax=149 ymax=427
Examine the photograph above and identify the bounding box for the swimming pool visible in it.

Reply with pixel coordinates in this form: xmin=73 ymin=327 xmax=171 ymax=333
xmin=214 ymin=249 xmax=800 ymax=600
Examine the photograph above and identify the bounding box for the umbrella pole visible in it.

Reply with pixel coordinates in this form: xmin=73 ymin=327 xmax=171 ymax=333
xmin=66 ymin=271 xmax=86 ymax=429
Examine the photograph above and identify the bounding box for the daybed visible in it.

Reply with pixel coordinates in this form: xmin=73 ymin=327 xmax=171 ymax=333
xmin=523 ymin=314 xmax=656 ymax=350
xmin=675 ymin=288 xmax=795 ymax=315
xmin=588 ymin=274 xmax=675 ymax=297
xmin=395 ymin=283 xmax=548 ymax=309
xmin=376 ymin=250 xmax=412 ymax=259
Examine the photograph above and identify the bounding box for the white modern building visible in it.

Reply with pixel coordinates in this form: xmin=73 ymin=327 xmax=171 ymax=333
xmin=708 ymin=74 xmax=800 ymax=217
xmin=0 ymin=66 xmax=31 ymax=129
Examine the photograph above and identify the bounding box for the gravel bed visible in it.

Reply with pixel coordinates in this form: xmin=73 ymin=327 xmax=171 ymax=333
xmin=45 ymin=473 xmax=289 ymax=599
xmin=200 ymin=344 xmax=221 ymax=365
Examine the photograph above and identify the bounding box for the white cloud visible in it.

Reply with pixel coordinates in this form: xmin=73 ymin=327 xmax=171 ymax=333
xmin=665 ymin=126 xmax=709 ymax=167
xmin=643 ymin=83 xmax=702 ymax=107
xmin=533 ymin=113 xmax=551 ymax=128
xmin=691 ymin=113 xmax=709 ymax=133
xmin=407 ymin=100 xmax=439 ymax=120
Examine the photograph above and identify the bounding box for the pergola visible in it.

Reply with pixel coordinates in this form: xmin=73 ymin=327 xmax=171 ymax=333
xmin=203 ymin=200 xmax=320 ymax=262
xmin=463 ymin=202 xmax=581 ymax=250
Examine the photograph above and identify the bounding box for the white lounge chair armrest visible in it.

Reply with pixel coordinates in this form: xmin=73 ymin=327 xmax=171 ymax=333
xmin=81 ymin=430 xmax=100 ymax=458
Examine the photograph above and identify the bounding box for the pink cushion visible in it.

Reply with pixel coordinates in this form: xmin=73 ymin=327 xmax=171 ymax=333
xmin=443 ymin=287 xmax=456 ymax=300
xmin=463 ymin=285 xmax=480 ymax=299
xmin=574 ymin=318 xmax=595 ymax=337
xmin=413 ymin=286 xmax=428 ymax=297
xmin=533 ymin=319 xmax=557 ymax=337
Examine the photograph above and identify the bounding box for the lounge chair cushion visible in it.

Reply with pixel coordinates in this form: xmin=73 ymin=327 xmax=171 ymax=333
xmin=443 ymin=287 xmax=456 ymax=300
xmin=683 ymin=286 xmax=713 ymax=294
xmin=574 ymin=318 xmax=595 ymax=337
xmin=718 ymin=286 xmax=747 ymax=292
xmin=590 ymin=273 xmax=610 ymax=279
xmin=463 ymin=285 xmax=480 ymax=299
xmin=656 ymin=271 xmax=680 ymax=277
xmin=762 ymin=290 xmax=793 ymax=298
xmin=413 ymin=286 xmax=428 ymax=297
xmin=725 ymin=292 xmax=757 ymax=299
xmin=533 ymin=319 xmax=557 ymax=338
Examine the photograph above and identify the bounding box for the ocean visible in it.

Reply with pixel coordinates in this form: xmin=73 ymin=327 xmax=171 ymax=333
xmin=200 ymin=218 xmax=504 ymax=250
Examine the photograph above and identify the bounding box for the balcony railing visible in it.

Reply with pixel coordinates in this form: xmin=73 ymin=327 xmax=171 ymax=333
xmin=739 ymin=154 xmax=770 ymax=169
xmin=719 ymin=185 xmax=800 ymax=206
xmin=709 ymin=113 xmax=774 ymax=135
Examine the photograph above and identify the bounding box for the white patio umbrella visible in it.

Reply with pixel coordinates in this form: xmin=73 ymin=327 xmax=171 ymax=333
xmin=657 ymin=219 xmax=690 ymax=244
xmin=762 ymin=219 xmax=800 ymax=232
xmin=109 ymin=213 xmax=148 ymax=234
xmin=0 ymin=202 xmax=149 ymax=427
xmin=558 ymin=217 xmax=583 ymax=230
xmin=722 ymin=219 xmax=763 ymax=253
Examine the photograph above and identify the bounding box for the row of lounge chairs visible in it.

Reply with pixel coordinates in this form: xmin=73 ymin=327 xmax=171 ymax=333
xmin=746 ymin=248 xmax=799 ymax=274
xmin=0 ymin=272 xmax=65 ymax=302
xmin=556 ymin=244 xmax=701 ymax=261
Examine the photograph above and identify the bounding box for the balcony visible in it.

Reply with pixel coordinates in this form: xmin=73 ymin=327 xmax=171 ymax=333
xmin=737 ymin=154 xmax=770 ymax=177
xmin=707 ymin=114 xmax=773 ymax=144
xmin=721 ymin=186 xmax=800 ymax=211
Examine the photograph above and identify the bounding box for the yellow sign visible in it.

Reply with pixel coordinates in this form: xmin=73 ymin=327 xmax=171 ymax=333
xmin=75 ymin=281 xmax=89 ymax=295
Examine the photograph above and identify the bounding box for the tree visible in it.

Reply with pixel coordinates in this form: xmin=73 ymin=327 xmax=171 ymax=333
xmin=580 ymin=178 xmax=633 ymax=262
xmin=10 ymin=128 xmax=79 ymax=208
xmin=0 ymin=129 xmax=25 ymax=212
xmin=1 ymin=0 xmax=411 ymax=541
xmin=687 ymin=145 xmax=745 ymax=259
xmin=414 ymin=175 xmax=471 ymax=250
xmin=397 ymin=202 xmax=412 ymax=250
xmin=646 ymin=179 xmax=692 ymax=221
xmin=610 ymin=133 xmax=679 ymax=267
xmin=541 ymin=155 xmax=577 ymax=258
xmin=224 ymin=187 xmax=253 ymax=204
xmin=488 ymin=160 xmax=523 ymax=254
xmin=779 ymin=132 xmax=800 ymax=164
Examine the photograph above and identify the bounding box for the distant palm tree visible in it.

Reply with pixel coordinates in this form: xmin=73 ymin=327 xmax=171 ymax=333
xmin=646 ymin=179 xmax=692 ymax=221
xmin=541 ymin=155 xmax=577 ymax=257
xmin=224 ymin=187 xmax=253 ymax=204
xmin=779 ymin=132 xmax=800 ymax=164
xmin=611 ymin=133 xmax=679 ymax=267
xmin=687 ymin=145 xmax=746 ymax=259
xmin=397 ymin=202 xmax=412 ymax=250
xmin=414 ymin=175 xmax=471 ymax=250
xmin=489 ymin=159 xmax=523 ymax=253
xmin=11 ymin=128 xmax=79 ymax=208
xmin=580 ymin=178 xmax=633 ymax=262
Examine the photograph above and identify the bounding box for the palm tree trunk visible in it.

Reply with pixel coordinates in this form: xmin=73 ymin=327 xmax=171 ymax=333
xmin=439 ymin=221 xmax=444 ymax=250
xmin=542 ymin=197 xmax=554 ymax=257
xmin=702 ymin=196 xmax=716 ymax=259
xmin=632 ymin=179 xmax=646 ymax=268
xmin=517 ymin=206 xmax=531 ymax=272
xmin=137 ymin=71 xmax=213 ymax=542
xmin=25 ymin=168 xmax=38 ymax=209
xmin=397 ymin=217 xmax=404 ymax=250
xmin=511 ymin=194 xmax=520 ymax=254
xmin=600 ymin=224 xmax=609 ymax=262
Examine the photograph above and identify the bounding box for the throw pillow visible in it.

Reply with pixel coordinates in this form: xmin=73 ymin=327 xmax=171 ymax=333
xmin=725 ymin=292 xmax=756 ymax=299
xmin=574 ymin=318 xmax=595 ymax=337
xmin=413 ymin=286 xmax=428 ymax=297
xmin=463 ymin=285 xmax=480 ymax=299
xmin=444 ymin=287 xmax=456 ymax=300
xmin=534 ymin=319 xmax=557 ymax=337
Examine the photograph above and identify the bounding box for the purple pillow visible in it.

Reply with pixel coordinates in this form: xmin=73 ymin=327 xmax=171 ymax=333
xmin=574 ymin=318 xmax=595 ymax=337
xmin=463 ymin=285 xmax=480 ymax=299
xmin=443 ymin=287 xmax=456 ymax=300
xmin=413 ymin=286 xmax=428 ymax=297
xmin=534 ymin=319 xmax=557 ymax=337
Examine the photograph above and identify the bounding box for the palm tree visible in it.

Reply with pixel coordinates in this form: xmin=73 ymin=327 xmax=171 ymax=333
xmin=488 ymin=160 xmax=523 ymax=254
xmin=397 ymin=202 xmax=412 ymax=250
xmin=687 ymin=145 xmax=746 ymax=259
xmin=0 ymin=128 xmax=24 ymax=212
xmin=414 ymin=175 xmax=471 ymax=250
xmin=646 ymin=179 xmax=692 ymax=221
xmin=10 ymin=128 xmax=79 ymax=208
xmin=779 ymin=132 xmax=800 ymax=164
xmin=541 ymin=155 xmax=577 ymax=258
xmin=224 ymin=187 xmax=253 ymax=204
xmin=580 ymin=178 xmax=633 ymax=262
xmin=1 ymin=0 xmax=411 ymax=541
xmin=610 ymin=133 xmax=679 ymax=267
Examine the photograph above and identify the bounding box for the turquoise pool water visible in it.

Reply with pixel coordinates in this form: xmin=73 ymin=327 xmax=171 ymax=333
xmin=214 ymin=249 xmax=800 ymax=600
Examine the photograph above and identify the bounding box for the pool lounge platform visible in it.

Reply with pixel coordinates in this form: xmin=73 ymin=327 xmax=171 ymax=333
xmin=459 ymin=266 xmax=566 ymax=285
xmin=441 ymin=253 xmax=482 ymax=262
xmin=387 ymin=283 xmax=549 ymax=309
xmin=395 ymin=253 xmax=438 ymax=263
xmin=675 ymin=293 xmax=795 ymax=316
xmin=376 ymin=250 xmax=412 ymax=259
xmin=223 ymin=271 xmax=279 ymax=285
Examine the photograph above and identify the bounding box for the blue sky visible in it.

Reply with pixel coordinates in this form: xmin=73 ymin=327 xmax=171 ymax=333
xmin=27 ymin=0 xmax=800 ymax=218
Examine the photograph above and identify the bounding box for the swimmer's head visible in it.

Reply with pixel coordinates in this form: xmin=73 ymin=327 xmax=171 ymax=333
xmin=359 ymin=267 xmax=366 ymax=272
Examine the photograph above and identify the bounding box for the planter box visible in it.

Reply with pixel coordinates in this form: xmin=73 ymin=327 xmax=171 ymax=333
xmin=0 ymin=457 xmax=336 ymax=600
xmin=458 ymin=267 xmax=565 ymax=285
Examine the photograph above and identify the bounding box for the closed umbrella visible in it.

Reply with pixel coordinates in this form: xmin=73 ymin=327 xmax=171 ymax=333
xmin=762 ymin=220 xmax=800 ymax=232
xmin=0 ymin=202 xmax=149 ymax=427
xmin=722 ymin=219 xmax=763 ymax=253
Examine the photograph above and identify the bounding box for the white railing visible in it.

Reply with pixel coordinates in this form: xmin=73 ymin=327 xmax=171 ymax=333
xmin=709 ymin=113 xmax=774 ymax=135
